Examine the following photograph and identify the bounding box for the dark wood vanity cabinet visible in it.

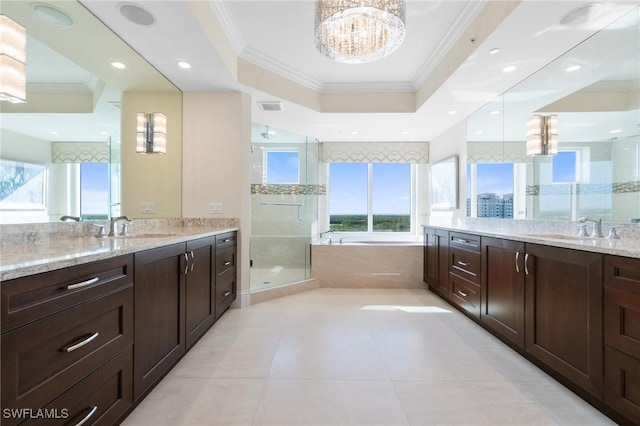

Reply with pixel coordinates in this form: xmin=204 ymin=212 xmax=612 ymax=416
xmin=423 ymin=227 xmax=449 ymax=298
xmin=481 ymin=237 xmax=525 ymax=347
xmin=603 ymin=255 xmax=640 ymax=422
xmin=185 ymin=236 xmax=216 ymax=350
xmin=1 ymin=255 xmax=134 ymax=426
xmin=524 ymin=243 xmax=603 ymax=398
xmin=215 ymin=231 xmax=237 ymax=320
xmin=133 ymin=243 xmax=186 ymax=401
xmin=448 ymin=232 xmax=481 ymax=318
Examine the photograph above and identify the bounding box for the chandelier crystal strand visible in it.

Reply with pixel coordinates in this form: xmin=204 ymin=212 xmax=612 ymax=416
xmin=315 ymin=0 xmax=406 ymax=64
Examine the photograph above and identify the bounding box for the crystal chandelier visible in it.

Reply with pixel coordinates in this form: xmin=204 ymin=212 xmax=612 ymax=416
xmin=314 ymin=0 xmax=406 ymax=64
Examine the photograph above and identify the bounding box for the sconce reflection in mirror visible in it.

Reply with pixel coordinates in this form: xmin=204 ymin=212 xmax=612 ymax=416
xmin=136 ymin=112 xmax=167 ymax=154
xmin=527 ymin=114 xmax=558 ymax=156
xmin=0 ymin=15 xmax=27 ymax=103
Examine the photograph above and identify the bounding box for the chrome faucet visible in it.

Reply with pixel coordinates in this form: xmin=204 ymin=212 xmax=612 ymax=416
xmin=320 ymin=230 xmax=334 ymax=239
xmin=108 ymin=216 xmax=132 ymax=236
xmin=60 ymin=215 xmax=81 ymax=222
xmin=578 ymin=217 xmax=604 ymax=238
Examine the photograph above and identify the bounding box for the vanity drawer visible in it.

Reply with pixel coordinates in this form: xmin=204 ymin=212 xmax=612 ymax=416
xmin=1 ymin=286 xmax=133 ymax=414
xmin=216 ymin=231 xmax=237 ymax=251
xmin=450 ymin=248 xmax=481 ymax=284
xmin=450 ymin=274 xmax=480 ymax=317
xmin=604 ymin=346 xmax=640 ymax=423
xmin=604 ymin=286 xmax=640 ymax=359
xmin=449 ymin=232 xmax=481 ymax=253
xmin=1 ymin=254 xmax=133 ymax=332
xmin=216 ymin=246 xmax=236 ymax=277
xmin=215 ymin=273 xmax=236 ymax=319
xmin=604 ymin=255 xmax=640 ymax=293
xmin=20 ymin=347 xmax=133 ymax=426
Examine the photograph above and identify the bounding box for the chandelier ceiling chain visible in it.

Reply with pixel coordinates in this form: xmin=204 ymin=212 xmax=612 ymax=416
xmin=314 ymin=0 xmax=406 ymax=64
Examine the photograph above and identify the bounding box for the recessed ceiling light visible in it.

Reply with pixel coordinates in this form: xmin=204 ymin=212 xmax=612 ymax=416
xmin=565 ymin=64 xmax=582 ymax=72
xmin=402 ymin=130 xmax=409 ymax=135
xmin=503 ymin=65 xmax=517 ymax=73
xmin=475 ymin=130 xmax=483 ymax=135
xmin=448 ymin=111 xmax=457 ymax=115
xmin=177 ymin=61 xmax=191 ymax=69
xmin=110 ymin=61 xmax=126 ymax=69
xmin=32 ymin=3 xmax=74 ymax=27
xmin=490 ymin=110 xmax=501 ymax=115
xmin=50 ymin=131 xmax=59 ymax=135
xmin=351 ymin=131 xmax=359 ymax=135
xmin=100 ymin=131 xmax=109 ymax=135
xmin=610 ymin=129 xmax=623 ymax=134
xmin=119 ymin=3 xmax=155 ymax=26
xmin=489 ymin=48 xmax=500 ymax=55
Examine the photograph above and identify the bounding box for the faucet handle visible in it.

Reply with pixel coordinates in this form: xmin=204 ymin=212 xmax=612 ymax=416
xmin=119 ymin=223 xmax=131 ymax=236
xmin=606 ymin=226 xmax=621 ymax=240
xmin=92 ymin=224 xmax=106 ymax=238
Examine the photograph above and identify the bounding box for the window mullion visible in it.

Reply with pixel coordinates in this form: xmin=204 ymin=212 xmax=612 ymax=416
xmin=367 ymin=163 xmax=373 ymax=233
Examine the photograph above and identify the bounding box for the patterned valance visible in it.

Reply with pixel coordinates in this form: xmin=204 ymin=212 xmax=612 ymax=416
xmin=467 ymin=141 xmax=529 ymax=163
xmin=52 ymin=142 xmax=110 ymax=163
xmin=321 ymin=142 xmax=429 ymax=163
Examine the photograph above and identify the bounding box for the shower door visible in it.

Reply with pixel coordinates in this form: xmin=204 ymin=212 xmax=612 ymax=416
xmin=250 ymin=124 xmax=319 ymax=290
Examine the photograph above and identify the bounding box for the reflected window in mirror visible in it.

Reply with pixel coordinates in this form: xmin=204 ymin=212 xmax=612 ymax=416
xmin=466 ymin=162 xmax=527 ymax=219
xmin=80 ymin=163 xmax=109 ymax=220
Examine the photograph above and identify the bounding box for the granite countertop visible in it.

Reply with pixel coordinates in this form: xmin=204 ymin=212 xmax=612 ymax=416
xmin=422 ymin=221 xmax=640 ymax=259
xmin=0 ymin=224 xmax=238 ymax=281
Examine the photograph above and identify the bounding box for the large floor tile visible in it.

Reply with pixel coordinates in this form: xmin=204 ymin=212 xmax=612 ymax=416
xmin=253 ymin=379 xmax=409 ymax=425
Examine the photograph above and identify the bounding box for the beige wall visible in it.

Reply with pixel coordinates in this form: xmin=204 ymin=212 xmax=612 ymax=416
xmin=182 ymin=91 xmax=252 ymax=306
xmin=121 ymin=91 xmax=183 ymax=218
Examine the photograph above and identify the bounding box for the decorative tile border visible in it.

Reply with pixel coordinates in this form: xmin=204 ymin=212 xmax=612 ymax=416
xmin=526 ymin=181 xmax=639 ymax=196
xmin=251 ymin=184 xmax=326 ymax=195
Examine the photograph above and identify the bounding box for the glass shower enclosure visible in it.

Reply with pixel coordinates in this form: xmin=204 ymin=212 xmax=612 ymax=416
xmin=250 ymin=123 xmax=319 ymax=291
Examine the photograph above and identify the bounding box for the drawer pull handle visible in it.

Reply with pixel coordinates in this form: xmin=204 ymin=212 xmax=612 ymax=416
xmin=515 ymin=251 xmax=520 ymax=273
xmin=67 ymin=277 xmax=99 ymax=290
xmin=457 ymin=260 xmax=468 ymax=266
xmin=453 ymin=237 xmax=472 ymax=244
xmin=75 ymin=406 xmax=98 ymax=426
xmin=224 ymin=261 xmax=231 ymax=266
xmin=458 ymin=290 xmax=467 ymax=297
xmin=62 ymin=332 xmax=99 ymax=353
xmin=190 ymin=251 xmax=195 ymax=272
xmin=223 ymin=290 xmax=232 ymax=297
xmin=223 ymin=238 xmax=231 ymax=242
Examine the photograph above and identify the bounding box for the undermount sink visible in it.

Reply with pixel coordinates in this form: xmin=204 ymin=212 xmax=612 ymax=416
xmin=525 ymin=233 xmax=591 ymax=241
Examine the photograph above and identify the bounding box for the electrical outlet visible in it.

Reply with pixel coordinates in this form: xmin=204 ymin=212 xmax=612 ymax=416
xmin=208 ymin=202 xmax=223 ymax=214
xmin=140 ymin=202 xmax=155 ymax=214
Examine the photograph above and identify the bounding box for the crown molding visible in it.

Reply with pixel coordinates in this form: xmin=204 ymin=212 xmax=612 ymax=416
xmin=321 ymin=81 xmax=415 ymax=93
xmin=208 ymin=0 xmax=246 ymax=55
xmin=411 ymin=0 xmax=486 ymax=89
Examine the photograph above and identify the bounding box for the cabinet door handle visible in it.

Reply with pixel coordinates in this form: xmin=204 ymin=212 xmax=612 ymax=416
xmin=75 ymin=406 xmax=98 ymax=426
xmin=183 ymin=253 xmax=189 ymax=275
xmin=524 ymin=253 xmax=531 ymax=276
xmin=515 ymin=251 xmax=520 ymax=273
xmin=432 ymin=235 xmax=437 ymax=247
xmin=223 ymin=290 xmax=232 ymax=297
xmin=67 ymin=277 xmax=99 ymax=290
xmin=457 ymin=260 xmax=468 ymax=266
xmin=61 ymin=332 xmax=99 ymax=353
xmin=458 ymin=290 xmax=467 ymax=297
xmin=224 ymin=261 xmax=231 ymax=266
xmin=189 ymin=251 xmax=195 ymax=272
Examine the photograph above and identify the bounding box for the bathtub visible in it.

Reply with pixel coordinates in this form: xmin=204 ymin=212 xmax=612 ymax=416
xmin=310 ymin=240 xmax=425 ymax=289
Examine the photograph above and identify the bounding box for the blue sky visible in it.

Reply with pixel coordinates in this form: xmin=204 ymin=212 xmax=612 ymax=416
xmin=329 ymin=163 xmax=410 ymax=215
xmin=80 ymin=163 xmax=109 ymax=215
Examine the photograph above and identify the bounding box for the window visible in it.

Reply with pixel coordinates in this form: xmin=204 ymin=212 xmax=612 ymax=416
xmin=265 ymin=151 xmax=299 ymax=184
xmin=80 ymin=163 xmax=109 ymax=220
xmin=467 ymin=163 xmax=520 ymax=219
xmin=329 ymin=163 xmax=411 ymax=233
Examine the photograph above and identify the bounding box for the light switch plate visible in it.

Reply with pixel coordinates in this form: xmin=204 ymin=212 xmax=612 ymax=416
xmin=208 ymin=202 xmax=223 ymax=214
xmin=140 ymin=202 xmax=155 ymax=214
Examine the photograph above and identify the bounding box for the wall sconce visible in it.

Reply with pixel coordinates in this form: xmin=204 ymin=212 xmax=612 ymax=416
xmin=0 ymin=15 xmax=27 ymax=103
xmin=136 ymin=112 xmax=167 ymax=154
xmin=527 ymin=115 xmax=558 ymax=156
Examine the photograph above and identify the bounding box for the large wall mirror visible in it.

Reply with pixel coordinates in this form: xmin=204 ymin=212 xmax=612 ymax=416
xmin=0 ymin=1 xmax=180 ymax=224
xmin=467 ymin=6 xmax=639 ymax=223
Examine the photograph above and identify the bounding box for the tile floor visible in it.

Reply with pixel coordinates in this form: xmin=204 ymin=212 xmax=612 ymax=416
xmin=122 ymin=289 xmax=615 ymax=426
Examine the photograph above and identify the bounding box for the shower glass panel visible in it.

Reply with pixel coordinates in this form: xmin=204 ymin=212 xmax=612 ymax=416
xmin=250 ymin=123 xmax=319 ymax=291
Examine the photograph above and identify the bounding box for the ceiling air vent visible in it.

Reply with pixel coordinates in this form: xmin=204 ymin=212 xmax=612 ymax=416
xmin=258 ymin=101 xmax=283 ymax=112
